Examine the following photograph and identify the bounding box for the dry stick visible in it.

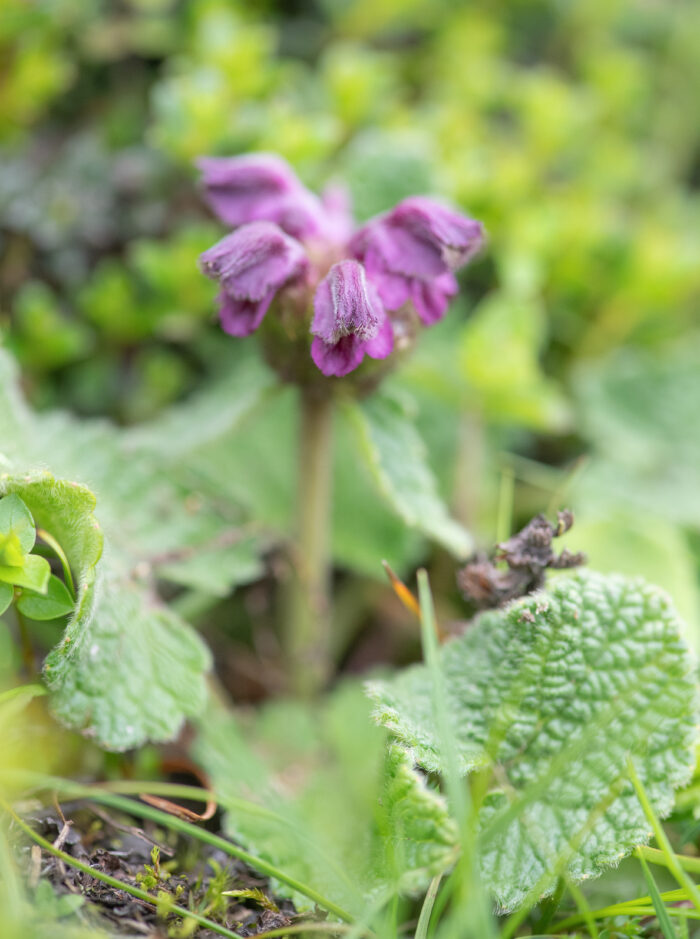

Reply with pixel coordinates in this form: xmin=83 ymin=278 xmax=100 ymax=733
xmin=286 ymin=387 xmax=334 ymax=697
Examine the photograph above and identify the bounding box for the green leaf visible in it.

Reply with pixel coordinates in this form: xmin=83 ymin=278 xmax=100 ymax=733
xmin=556 ymin=512 xmax=700 ymax=653
xmin=368 ymin=571 xmax=698 ymax=911
xmin=16 ymin=575 xmax=75 ymax=621
xmin=0 ymin=554 xmax=51 ymax=593
xmin=194 ymin=682 xmax=458 ymax=916
xmin=45 ymin=579 xmax=211 ymax=751
xmin=346 ymin=393 xmax=473 ymax=559
xmin=0 ymin=531 xmax=25 ymax=568
xmin=574 ymin=343 xmax=700 ymax=528
xmin=637 ymin=850 xmax=678 ymax=939
xmin=0 ymin=581 xmax=13 ymax=615
xmin=158 ymin=533 xmax=266 ymax=597
xmin=373 ymin=744 xmax=459 ymax=895
xmin=0 ymin=494 xmax=36 ymax=553
xmin=458 ymin=293 xmax=571 ymax=432
xmin=0 ymin=471 xmax=209 ymax=750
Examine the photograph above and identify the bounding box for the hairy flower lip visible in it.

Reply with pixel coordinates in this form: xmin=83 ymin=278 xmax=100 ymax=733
xmin=351 ymin=196 xmax=484 ymax=279
xmin=200 ymin=221 xmax=308 ymax=337
xmin=349 ymin=196 xmax=483 ymax=326
xmin=197 ymin=152 xmax=329 ymax=240
xmin=311 ymin=260 xmax=381 ymax=345
xmin=310 ymin=260 xmax=394 ymax=377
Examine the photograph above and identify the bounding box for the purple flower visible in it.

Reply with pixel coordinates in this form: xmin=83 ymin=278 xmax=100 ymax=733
xmin=200 ymin=221 xmax=308 ymax=337
xmin=351 ymin=196 xmax=483 ymax=324
xmin=197 ymin=153 xmax=327 ymax=240
xmin=310 ymin=260 xmax=394 ymax=377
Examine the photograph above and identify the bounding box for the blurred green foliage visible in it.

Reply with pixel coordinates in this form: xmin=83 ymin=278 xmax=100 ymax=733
xmin=2 ymin=0 xmax=699 ymax=625
xmin=2 ymin=1 xmax=700 ymax=933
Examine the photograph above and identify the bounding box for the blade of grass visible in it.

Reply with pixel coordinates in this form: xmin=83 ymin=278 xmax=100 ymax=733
xmin=417 ymin=570 xmax=465 ymax=827
xmin=566 ymin=880 xmax=599 ymax=939
xmin=535 ymin=877 xmax=565 ymax=935
xmin=415 ymin=874 xmax=442 ymax=939
xmin=416 ymin=570 xmax=495 ymax=939
xmin=640 ymin=845 xmax=700 ymax=875
xmin=0 ymin=684 xmax=47 ymax=706
xmin=1 ymin=798 xmax=242 ymax=939
xmin=636 ymin=846 xmax=677 ymax=939
xmin=627 ymin=756 xmax=700 ymax=913
xmin=0 ymin=826 xmax=24 ymax=922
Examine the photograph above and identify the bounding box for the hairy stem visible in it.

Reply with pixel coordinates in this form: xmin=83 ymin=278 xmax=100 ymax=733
xmin=285 ymin=387 xmax=334 ymax=697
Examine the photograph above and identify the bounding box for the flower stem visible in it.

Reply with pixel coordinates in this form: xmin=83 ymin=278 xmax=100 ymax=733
xmin=285 ymin=386 xmax=334 ymax=697
xmin=16 ymin=607 xmax=35 ymax=677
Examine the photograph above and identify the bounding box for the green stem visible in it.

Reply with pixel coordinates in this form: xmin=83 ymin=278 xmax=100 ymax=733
xmin=414 ymin=874 xmax=442 ymax=939
xmin=36 ymin=528 xmax=75 ymax=599
xmin=286 ymin=387 xmax=334 ymax=697
xmin=15 ymin=607 xmax=34 ymax=676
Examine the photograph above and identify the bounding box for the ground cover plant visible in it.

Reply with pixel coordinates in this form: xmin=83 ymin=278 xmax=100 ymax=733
xmin=2 ymin=1 xmax=700 ymax=938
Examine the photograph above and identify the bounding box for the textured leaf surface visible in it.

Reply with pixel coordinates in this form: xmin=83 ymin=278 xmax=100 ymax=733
xmin=0 ymin=345 xmax=223 ymax=748
xmin=45 ymin=576 xmax=210 ymax=749
xmin=369 ymin=571 xmax=698 ymax=910
xmin=194 ymin=683 xmax=458 ymax=916
xmin=0 ymin=471 xmax=211 ymax=749
xmin=348 ymin=393 xmax=472 ymax=559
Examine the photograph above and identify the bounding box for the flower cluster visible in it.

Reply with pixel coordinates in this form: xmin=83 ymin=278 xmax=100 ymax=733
xmin=198 ymin=153 xmax=483 ymax=378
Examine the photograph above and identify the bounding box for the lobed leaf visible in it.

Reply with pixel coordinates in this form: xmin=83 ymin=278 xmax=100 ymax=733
xmin=368 ymin=571 xmax=699 ymax=910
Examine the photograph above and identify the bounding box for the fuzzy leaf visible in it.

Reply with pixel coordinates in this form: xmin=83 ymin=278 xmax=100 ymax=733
xmin=16 ymin=575 xmax=75 ymax=621
xmin=368 ymin=571 xmax=698 ymax=911
xmin=347 ymin=393 xmax=473 ymax=559
xmin=0 ymin=472 xmax=210 ymax=750
xmin=44 ymin=577 xmax=210 ymax=750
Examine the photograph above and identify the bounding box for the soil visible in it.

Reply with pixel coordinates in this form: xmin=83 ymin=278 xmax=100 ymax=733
xmin=15 ymin=799 xmax=305 ymax=937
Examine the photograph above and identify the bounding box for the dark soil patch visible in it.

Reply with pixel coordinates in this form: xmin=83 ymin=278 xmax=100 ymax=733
xmin=14 ymin=799 xmax=305 ymax=937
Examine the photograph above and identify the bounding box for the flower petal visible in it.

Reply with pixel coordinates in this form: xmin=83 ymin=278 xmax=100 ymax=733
xmin=310 ymin=335 xmax=366 ymax=377
xmin=201 ymin=222 xmax=308 ymax=300
xmin=311 ymin=260 xmax=382 ymax=345
xmin=410 ymin=271 xmax=458 ymax=325
xmin=364 ymin=314 xmax=394 ymax=360
xmin=218 ymin=291 xmax=275 ymax=337
xmin=352 ymin=197 xmax=483 ymax=282
xmin=197 ymin=153 xmax=326 ymax=239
